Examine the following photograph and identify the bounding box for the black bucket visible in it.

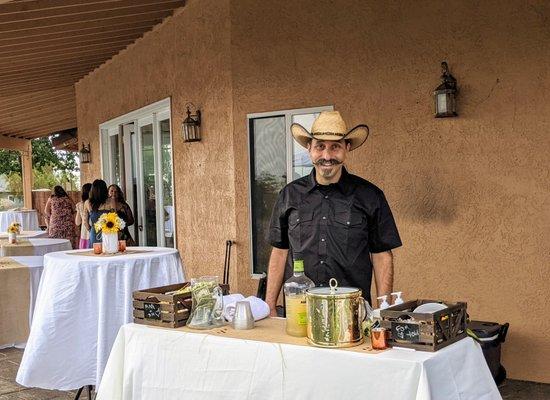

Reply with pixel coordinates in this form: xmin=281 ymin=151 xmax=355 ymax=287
xmin=468 ymin=320 xmax=509 ymax=385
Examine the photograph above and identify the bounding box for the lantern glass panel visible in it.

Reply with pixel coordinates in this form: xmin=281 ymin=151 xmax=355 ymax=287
xmin=437 ymin=93 xmax=448 ymax=114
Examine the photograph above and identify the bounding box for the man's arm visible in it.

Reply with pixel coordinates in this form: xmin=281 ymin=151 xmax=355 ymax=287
xmin=265 ymin=247 xmax=289 ymax=317
xmin=372 ymin=250 xmax=394 ymax=306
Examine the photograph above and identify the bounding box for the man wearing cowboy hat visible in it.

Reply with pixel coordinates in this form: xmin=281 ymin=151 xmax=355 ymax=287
xmin=266 ymin=111 xmax=402 ymax=314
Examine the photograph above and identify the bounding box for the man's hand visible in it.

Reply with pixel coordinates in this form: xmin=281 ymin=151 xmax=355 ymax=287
xmin=265 ymin=247 xmax=288 ymax=317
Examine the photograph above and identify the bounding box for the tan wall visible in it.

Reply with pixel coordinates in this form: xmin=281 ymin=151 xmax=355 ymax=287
xmin=77 ymin=0 xmax=549 ymax=382
xmin=76 ymin=0 xmax=238 ymax=287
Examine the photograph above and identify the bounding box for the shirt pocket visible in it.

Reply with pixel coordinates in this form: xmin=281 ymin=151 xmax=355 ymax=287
xmin=288 ymin=210 xmax=314 ymax=252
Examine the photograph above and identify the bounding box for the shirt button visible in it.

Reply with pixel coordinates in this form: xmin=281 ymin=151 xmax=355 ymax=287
xmin=346 ymin=221 xmax=350 ymax=225
xmin=324 ymin=195 xmax=328 ymax=199
xmin=320 ymin=260 xmax=324 ymax=264
xmin=321 ymin=238 xmax=325 ymax=242
xmin=296 ymin=218 xmax=300 ymax=222
xmin=322 ymin=216 xmax=326 ymax=220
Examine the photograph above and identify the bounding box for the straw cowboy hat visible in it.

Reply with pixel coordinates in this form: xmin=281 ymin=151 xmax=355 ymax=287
xmin=291 ymin=111 xmax=369 ymax=151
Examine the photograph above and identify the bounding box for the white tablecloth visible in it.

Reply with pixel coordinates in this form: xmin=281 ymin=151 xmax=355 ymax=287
xmin=0 ymin=238 xmax=72 ymax=257
xmin=16 ymin=247 xmax=185 ymax=391
xmin=0 ymin=256 xmax=44 ymax=349
xmin=96 ymin=323 xmax=501 ymax=400
xmin=0 ymin=210 xmax=39 ymax=231
xmin=0 ymin=230 xmax=47 ymax=239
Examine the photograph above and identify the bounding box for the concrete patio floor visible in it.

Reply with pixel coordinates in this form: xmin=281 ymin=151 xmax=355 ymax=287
xmin=1 ymin=347 xmax=549 ymax=399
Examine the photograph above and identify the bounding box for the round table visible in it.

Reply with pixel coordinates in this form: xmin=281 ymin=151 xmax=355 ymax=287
xmin=16 ymin=247 xmax=185 ymax=391
xmin=0 ymin=230 xmax=48 ymax=239
xmin=0 ymin=210 xmax=39 ymax=231
xmin=0 ymin=238 xmax=72 ymax=257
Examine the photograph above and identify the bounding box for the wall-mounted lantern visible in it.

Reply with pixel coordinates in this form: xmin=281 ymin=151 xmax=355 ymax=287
xmin=182 ymin=103 xmax=201 ymax=142
xmin=434 ymin=61 xmax=458 ymax=118
xmin=80 ymin=143 xmax=91 ymax=164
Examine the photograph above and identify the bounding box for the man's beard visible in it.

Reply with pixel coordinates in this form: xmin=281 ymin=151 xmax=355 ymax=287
xmin=313 ymin=159 xmax=343 ymax=178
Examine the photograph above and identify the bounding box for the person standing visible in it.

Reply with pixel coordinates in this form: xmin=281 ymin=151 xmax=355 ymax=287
xmin=265 ymin=111 xmax=402 ymax=315
xmin=108 ymin=184 xmax=136 ymax=246
xmin=44 ymin=185 xmax=78 ymax=249
xmin=83 ymin=179 xmax=115 ymax=247
xmin=75 ymin=183 xmax=92 ymax=249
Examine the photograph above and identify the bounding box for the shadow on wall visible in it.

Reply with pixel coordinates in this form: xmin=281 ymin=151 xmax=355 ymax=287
xmin=399 ymin=173 xmax=458 ymax=224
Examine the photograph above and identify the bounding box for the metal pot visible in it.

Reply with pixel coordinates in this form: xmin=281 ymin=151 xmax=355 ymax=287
xmin=306 ymin=278 xmax=367 ymax=348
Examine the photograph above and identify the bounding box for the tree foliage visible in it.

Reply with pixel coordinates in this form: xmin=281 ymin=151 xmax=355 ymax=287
xmin=0 ymin=137 xmax=80 ymax=192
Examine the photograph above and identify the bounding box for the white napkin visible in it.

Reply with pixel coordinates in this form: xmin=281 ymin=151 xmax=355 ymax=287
xmin=223 ymin=294 xmax=270 ymax=322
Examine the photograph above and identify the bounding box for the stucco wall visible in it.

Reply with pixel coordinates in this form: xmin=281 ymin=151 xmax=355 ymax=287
xmin=77 ymin=0 xmax=238 ymax=287
xmin=229 ymin=0 xmax=549 ymax=383
xmin=77 ymin=0 xmax=549 ymax=383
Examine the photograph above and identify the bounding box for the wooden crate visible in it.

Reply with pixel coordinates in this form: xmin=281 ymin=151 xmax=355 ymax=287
xmin=380 ymin=299 xmax=467 ymax=352
xmin=133 ymin=283 xmax=192 ymax=328
xmin=133 ymin=282 xmax=230 ymax=329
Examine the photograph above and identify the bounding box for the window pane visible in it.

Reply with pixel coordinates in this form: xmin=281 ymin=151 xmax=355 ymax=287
xmin=140 ymin=123 xmax=157 ymax=247
xmin=250 ymin=116 xmax=286 ymax=274
xmin=291 ymin=113 xmax=320 ymax=180
xmin=159 ymin=119 xmax=175 ymax=248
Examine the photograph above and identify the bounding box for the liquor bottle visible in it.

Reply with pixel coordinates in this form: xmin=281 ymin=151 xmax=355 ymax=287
xmin=284 ymin=258 xmax=315 ymax=337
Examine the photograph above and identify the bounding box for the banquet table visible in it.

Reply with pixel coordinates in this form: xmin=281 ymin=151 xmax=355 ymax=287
xmin=96 ymin=318 xmax=502 ymax=400
xmin=0 ymin=210 xmax=39 ymax=231
xmin=0 ymin=230 xmax=48 ymax=239
xmin=0 ymin=256 xmax=44 ymax=349
xmin=16 ymin=247 xmax=185 ymax=391
xmin=0 ymin=237 xmax=71 ymax=257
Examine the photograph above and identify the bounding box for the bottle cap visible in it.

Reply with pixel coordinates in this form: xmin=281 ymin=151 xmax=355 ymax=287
xmin=293 ymin=259 xmax=304 ymax=272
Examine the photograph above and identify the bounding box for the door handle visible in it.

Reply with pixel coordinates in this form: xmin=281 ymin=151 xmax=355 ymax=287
xmin=138 ymin=224 xmax=143 ymax=231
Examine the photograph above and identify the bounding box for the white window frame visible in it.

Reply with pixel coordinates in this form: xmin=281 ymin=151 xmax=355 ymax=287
xmin=98 ymin=97 xmax=176 ymax=248
xmin=246 ymin=105 xmax=333 ymax=278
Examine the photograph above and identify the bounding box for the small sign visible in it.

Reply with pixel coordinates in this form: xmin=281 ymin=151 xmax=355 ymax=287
xmin=391 ymin=322 xmax=421 ymax=342
xmin=144 ymin=302 xmax=161 ymax=320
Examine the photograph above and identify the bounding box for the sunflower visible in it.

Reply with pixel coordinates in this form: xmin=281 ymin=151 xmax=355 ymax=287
xmin=94 ymin=211 xmax=125 ymax=234
xmin=7 ymin=222 xmax=21 ymax=234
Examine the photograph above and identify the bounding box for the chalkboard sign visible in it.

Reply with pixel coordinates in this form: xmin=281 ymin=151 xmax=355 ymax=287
xmin=144 ymin=302 xmax=161 ymax=320
xmin=391 ymin=322 xmax=421 ymax=342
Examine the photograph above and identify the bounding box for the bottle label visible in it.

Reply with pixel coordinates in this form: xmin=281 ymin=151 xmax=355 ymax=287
xmin=293 ymin=259 xmax=304 ymax=273
xmin=297 ymin=311 xmax=307 ymax=325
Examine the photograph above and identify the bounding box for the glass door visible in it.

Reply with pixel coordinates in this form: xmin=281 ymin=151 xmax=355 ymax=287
xmin=100 ymin=98 xmax=175 ymax=248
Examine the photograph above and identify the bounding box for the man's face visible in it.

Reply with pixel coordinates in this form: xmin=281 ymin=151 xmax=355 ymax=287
xmin=307 ymin=139 xmax=350 ymax=182
xmin=108 ymin=186 xmax=116 ymax=198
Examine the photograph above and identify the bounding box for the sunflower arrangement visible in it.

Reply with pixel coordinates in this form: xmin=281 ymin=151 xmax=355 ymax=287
xmin=7 ymin=222 xmax=21 ymax=234
xmin=94 ymin=211 xmax=125 ymax=234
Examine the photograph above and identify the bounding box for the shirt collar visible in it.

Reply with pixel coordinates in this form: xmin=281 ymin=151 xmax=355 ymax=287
xmin=307 ymin=166 xmax=352 ymax=194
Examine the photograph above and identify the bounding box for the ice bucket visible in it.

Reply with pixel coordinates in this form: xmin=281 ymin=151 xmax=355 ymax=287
xmin=306 ymin=278 xmax=367 ymax=348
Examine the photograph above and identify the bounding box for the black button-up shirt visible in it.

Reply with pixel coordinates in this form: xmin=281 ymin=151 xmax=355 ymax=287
xmin=268 ymin=167 xmax=402 ymax=305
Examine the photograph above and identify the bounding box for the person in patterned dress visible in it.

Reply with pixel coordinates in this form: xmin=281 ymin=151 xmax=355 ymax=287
xmin=44 ymin=186 xmax=78 ymax=249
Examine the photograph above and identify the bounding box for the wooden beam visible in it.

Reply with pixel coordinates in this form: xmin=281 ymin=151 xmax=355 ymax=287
xmin=21 ymin=141 xmax=32 ymax=209
xmin=1 ymin=100 xmax=76 ymax=122
xmin=0 ymin=26 xmax=148 ymax=49
xmin=0 ymin=86 xmax=73 ymax=105
xmin=0 ymin=0 xmax=184 ymax=16
xmin=0 ymin=81 xmax=78 ymax=96
xmin=1 ymin=117 xmax=76 ymax=137
xmin=0 ymin=134 xmax=30 ymax=151
xmin=0 ymin=53 xmax=112 ymax=73
xmin=0 ymin=13 xmax=166 ymax=40
xmin=2 ymin=111 xmax=76 ymax=130
xmin=0 ymin=65 xmax=93 ymax=85
xmin=0 ymin=31 xmax=143 ymax=56
xmin=0 ymin=41 xmax=128 ymax=63
xmin=0 ymin=2 xmax=183 ymax=33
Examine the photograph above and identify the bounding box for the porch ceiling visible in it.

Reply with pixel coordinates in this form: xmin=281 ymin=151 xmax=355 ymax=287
xmin=0 ymin=0 xmax=185 ymax=140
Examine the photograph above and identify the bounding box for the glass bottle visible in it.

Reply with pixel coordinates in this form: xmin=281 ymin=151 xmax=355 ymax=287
xmin=284 ymin=258 xmax=315 ymax=337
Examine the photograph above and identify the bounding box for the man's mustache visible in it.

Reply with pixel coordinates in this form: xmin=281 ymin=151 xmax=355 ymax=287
xmin=313 ymin=159 xmax=343 ymax=166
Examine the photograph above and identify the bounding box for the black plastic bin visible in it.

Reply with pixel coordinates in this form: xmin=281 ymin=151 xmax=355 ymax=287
xmin=468 ymin=320 xmax=509 ymax=385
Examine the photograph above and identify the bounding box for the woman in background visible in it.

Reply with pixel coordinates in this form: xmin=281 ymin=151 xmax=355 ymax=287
xmin=44 ymin=185 xmax=78 ymax=249
xmin=108 ymin=184 xmax=135 ymax=246
xmin=83 ymin=179 xmax=115 ymax=247
xmin=74 ymin=183 xmax=92 ymax=249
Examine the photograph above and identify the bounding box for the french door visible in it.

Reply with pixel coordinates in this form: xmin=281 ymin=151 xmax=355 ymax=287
xmin=100 ymin=99 xmax=175 ymax=247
